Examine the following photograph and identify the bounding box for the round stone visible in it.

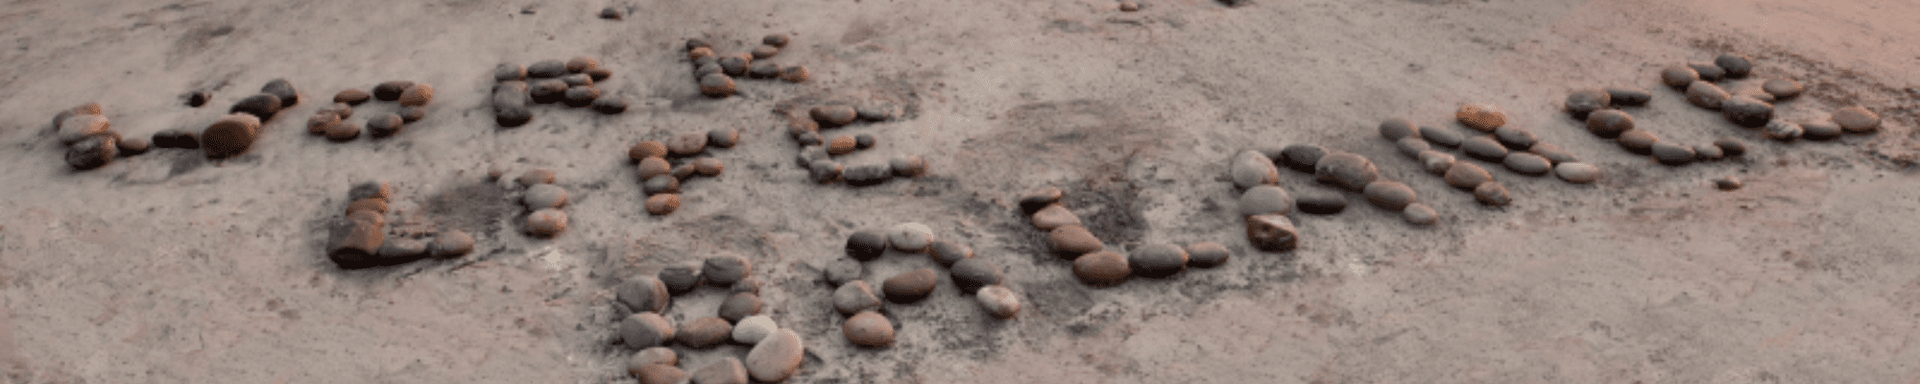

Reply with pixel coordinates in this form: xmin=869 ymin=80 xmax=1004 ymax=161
xmin=694 ymin=158 xmax=724 ymax=176
xmin=745 ymin=329 xmax=805 ymax=382
xmin=882 ymin=268 xmax=938 ymax=303
xmin=846 ymin=229 xmax=889 ymax=261
xmin=1473 ymin=182 xmax=1512 ymax=206
xmin=529 ymin=79 xmax=568 ymax=103
xmin=950 ymin=258 xmax=1004 ymax=293
xmin=643 ymin=176 xmax=679 ymax=195
xmin=976 ymin=285 xmax=1022 ymax=319
xmin=115 ymin=137 xmax=149 ymax=156
xmin=678 ymin=317 xmax=732 ymax=349
xmin=629 ymin=141 xmax=668 ymax=161
xmin=1420 ymin=125 xmax=1464 ymax=148
xmin=1564 ymin=89 xmax=1611 ymax=119
xmin=620 ymin=312 xmax=675 ymax=349
xmin=1651 ymin=142 xmax=1697 ymax=166
xmin=833 ymin=280 xmax=883 ymax=315
xmin=428 ymin=230 xmax=475 ymax=259
xmin=702 ymin=255 xmax=753 ymax=286
xmin=748 ymin=62 xmax=781 ymax=79
xmin=1493 ymin=125 xmax=1538 ymax=150
xmin=1552 ymin=162 xmax=1601 ymax=184
xmin=1763 ymin=79 xmax=1803 ymax=100
xmin=667 ymin=133 xmax=708 ymax=157
xmin=65 ymin=136 xmax=117 ymax=170
xmin=717 ymin=54 xmax=750 ymax=76
xmin=1048 ymin=225 xmax=1103 ymax=258
xmin=628 ymin=347 xmax=678 ymax=374
xmin=1721 ymin=96 xmax=1774 ymax=128
xmin=810 ymin=105 xmax=859 ymax=127
xmin=718 ymin=292 xmax=763 ymax=323
xmin=750 ymin=45 xmax=780 ymax=59
xmin=528 ymin=61 xmax=568 ymax=78
xmin=1586 ymin=109 xmax=1635 ymax=138
xmin=494 ymin=64 xmax=528 ymax=82
xmin=1403 ymin=203 xmax=1438 ymax=225
xmin=731 ymin=315 xmax=776 ymax=344
xmin=1832 ymin=107 xmax=1881 ymax=133
xmin=1231 ymin=150 xmax=1281 ymax=190
xmin=563 ymin=86 xmax=600 ymax=107
xmin=1184 ymin=242 xmax=1231 ymax=268
xmin=1396 ymin=137 xmax=1432 ymax=159
xmin=335 ymin=88 xmax=372 ymax=105
xmin=890 ymin=155 xmax=928 ymax=177
xmin=1527 ymin=142 xmax=1579 ymax=165
xmin=1606 ymin=87 xmax=1653 ymax=106
xmin=637 ymin=157 xmax=672 ymax=180
xmin=699 ymin=74 xmax=737 ymax=97
xmin=1689 ymin=62 xmax=1727 ymax=81
xmin=306 ymin=111 xmax=340 ymax=135
xmin=823 ymin=258 xmax=862 ymax=287
xmin=844 ymin=311 xmax=895 ymax=347
xmin=1313 ymin=152 xmax=1379 ymax=191
xmin=1617 ymin=130 xmax=1660 ymax=155
xmin=659 ymin=265 xmax=702 ymax=295
xmin=929 ymin=240 xmax=974 ymax=267
xmin=1460 ymin=136 xmax=1509 ymax=161
xmin=1444 ymin=162 xmax=1493 ymax=190
xmin=887 ymin=223 xmax=936 ymax=253
xmin=1661 ymin=66 xmax=1700 ymax=89
xmin=634 ymin=364 xmax=686 ymax=384
xmin=399 ymin=83 xmax=434 ymax=107
xmin=1693 ymin=143 xmax=1726 ymax=160
xmin=616 ymin=276 xmax=671 ymax=313
xmin=1420 ymin=150 xmax=1457 ymax=175
xmin=1715 ymin=139 xmax=1748 ymax=157
xmin=229 ymin=93 xmax=281 ymax=121
xmin=1294 ymin=190 xmax=1346 ymax=215
xmin=762 ymin=33 xmax=791 ymax=47
xmin=1801 ymin=120 xmax=1843 ymax=141
xmin=372 ymin=80 xmax=414 ymax=100
xmin=1503 ymin=152 xmax=1553 ymax=176
xmin=1246 ymin=214 xmax=1299 ymax=252
xmin=1456 ymin=103 xmax=1508 ymax=132
xmin=1687 ymin=81 xmax=1731 ymax=109
xmin=854 ymin=133 xmax=875 ymax=149
xmin=1379 ymin=117 xmax=1419 ymax=141
xmin=364 ymin=113 xmax=404 ymax=138
xmin=1715 ymin=53 xmax=1753 ymax=78
xmin=779 ymin=66 xmax=813 ymax=83
xmin=523 ymin=184 xmax=569 ymax=209
xmin=397 ymin=106 xmax=426 ymax=123
xmin=1074 ymin=251 xmax=1130 ymax=286
xmin=1278 ymin=144 xmax=1327 ymax=173
xmin=518 ymin=168 xmax=556 ymax=186
xmin=1238 ymin=185 xmax=1294 ymax=216
xmin=1362 ymin=180 xmax=1417 ymax=211
xmin=1128 ymin=244 xmax=1189 ymax=278
xmin=1764 ymin=120 xmax=1803 ymax=141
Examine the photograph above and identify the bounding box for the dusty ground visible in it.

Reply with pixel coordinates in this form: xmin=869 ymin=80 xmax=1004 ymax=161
xmin=3 ymin=0 xmax=1919 ymax=383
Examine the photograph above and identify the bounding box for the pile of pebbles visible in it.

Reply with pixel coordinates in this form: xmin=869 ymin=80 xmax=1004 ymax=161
xmin=313 ymin=80 xmax=436 ymax=142
xmin=627 ymin=128 xmax=737 ymax=216
xmin=491 ymin=55 xmax=626 ymax=127
xmin=790 ymin=104 xmax=925 ymax=187
xmin=684 ymin=34 xmax=810 ymax=99
xmin=822 ymin=222 xmax=1020 ymax=349
xmin=325 ymin=180 xmax=474 ymax=269
xmin=615 ymin=256 xmax=808 ymax=383
xmin=1020 ymin=187 xmax=1232 ymax=284
xmin=504 ymin=167 xmax=574 ymax=238
xmin=1659 ymin=53 xmax=1880 ymax=144
xmin=47 ymin=102 xmax=146 ymax=170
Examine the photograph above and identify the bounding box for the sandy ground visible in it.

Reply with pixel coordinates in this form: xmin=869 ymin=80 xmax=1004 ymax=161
xmin=3 ymin=0 xmax=1919 ymax=383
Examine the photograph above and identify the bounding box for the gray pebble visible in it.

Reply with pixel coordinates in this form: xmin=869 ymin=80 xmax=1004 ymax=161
xmin=1184 ymin=242 xmax=1231 ymax=268
xmin=1801 ymin=120 xmax=1842 ymax=141
xmin=1686 ymin=81 xmax=1731 ymax=109
xmin=495 ymin=63 xmax=528 ymax=81
xmin=1019 ymin=187 xmax=1064 ymax=214
xmin=1527 ymin=142 xmax=1579 ymax=165
xmin=833 ymin=281 xmax=883 ymax=315
xmin=564 ymin=86 xmax=601 ymax=108
xmin=929 ymin=240 xmax=974 ymax=267
xmin=659 ymin=264 xmax=702 ymax=295
xmin=375 ymin=237 xmax=429 ymax=265
xmin=1585 ymin=109 xmax=1634 ymax=138
xmin=844 ymin=164 xmax=894 ymax=186
xmin=1606 ymin=86 xmax=1652 ymax=106
xmin=1238 ymin=185 xmax=1294 ymax=216
xmin=748 ymin=61 xmax=780 ymax=79
xmin=1245 ymin=214 xmax=1299 ymax=252
xmin=1493 ymin=125 xmax=1538 ymax=150
xmin=1460 ymin=136 xmax=1509 ymax=161
xmin=619 ymin=313 xmax=675 ymax=349
xmin=1714 ymin=139 xmax=1747 ymax=157
xmin=810 ymin=105 xmax=859 ymax=127
xmin=1693 ymin=143 xmax=1725 ymax=160
xmin=706 ymin=128 xmax=739 ymax=148
xmin=950 ymin=258 xmax=1005 ymax=292
xmin=529 ymin=79 xmax=569 ymax=104
xmin=845 ymin=229 xmax=889 ymax=261
xmin=261 ymin=78 xmax=299 ymax=108
xmin=1379 ymin=117 xmax=1419 ymax=141
xmin=1278 ymin=144 xmax=1327 ymax=174
xmin=616 ymin=276 xmax=671 ymax=313
xmin=229 ymin=93 xmax=282 ymax=121
xmin=523 ymin=184 xmax=569 ymax=209
xmin=1230 ymin=150 xmax=1280 ymax=190
xmin=1715 ymin=176 xmax=1743 ymax=190
xmin=823 ymin=258 xmax=862 ymax=287
xmin=592 ymin=96 xmax=628 ymax=114
xmin=528 ymin=60 xmax=568 ymax=78
xmin=1721 ymin=96 xmax=1774 ymax=128
xmin=717 ymin=292 xmax=763 ymax=323
xmin=1313 ymin=152 xmax=1379 ymax=192
xmin=1443 ymin=162 xmax=1492 ymax=190
xmin=890 ymin=155 xmax=927 ymax=177
xmin=1763 ymin=79 xmax=1803 ymax=100
xmin=1617 ymin=130 xmax=1660 ymax=155
xmin=1832 ymin=107 xmax=1881 ymax=133
xmin=1128 ymin=244 xmax=1188 ymax=278
xmin=1503 ymin=152 xmax=1553 ymax=176
xmin=372 ymin=81 xmax=413 ymax=101
xmin=1651 ymin=142 xmax=1696 ymax=166
xmin=809 ymin=160 xmax=843 ymax=184
xmin=643 ymin=176 xmax=680 ymax=195
xmin=1688 ymin=62 xmax=1726 ymax=81
xmin=1396 ymin=137 xmax=1431 ymax=159
xmin=1362 ymin=180 xmax=1417 ymax=211
xmin=115 ymin=137 xmax=149 ymax=156
xmin=65 ymin=135 xmax=117 ymax=170
xmin=702 ymin=256 xmax=752 ymax=286
xmin=1564 ymin=89 xmax=1610 ymax=119
xmin=1420 ymin=125 xmax=1464 ymax=148
xmin=397 ymin=106 xmax=426 ymax=123
xmin=699 ymin=74 xmax=736 ymax=98
xmin=857 ymin=105 xmax=893 ymax=121
xmin=429 ymin=230 xmax=474 ymax=258
xmin=718 ymin=55 xmax=750 ymax=77
xmin=1715 ymin=53 xmax=1753 ymax=78
xmin=855 ymin=133 xmax=875 ymax=149
xmin=366 ymin=113 xmax=404 ymax=138
xmin=764 ymin=33 xmax=791 ymax=47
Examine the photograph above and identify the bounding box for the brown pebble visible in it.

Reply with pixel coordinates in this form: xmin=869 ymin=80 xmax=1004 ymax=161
xmin=694 ymin=158 xmax=725 ymax=176
xmin=334 ymin=88 xmax=372 ymax=105
xmin=1245 ymin=214 xmax=1299 ymax=252
xmin=692 ymin=358 xmax=748 ymax=384
xmin=1443 ymin=162 xmax=1492 ymax=190
xmin=345 ymin=198 xmax=390 ymax=216
xmin=617 ymin=276 xmax=671 ymax=313
xmin=1120 ymin=1 xmax=1140 ymax=11
xmin=1019 ymin=187 xmax=1064 ymax=214
xmin=646 ymin=194 xmax=681 ymax=215
xmin=929 ymin=240 xmax=975 ymax=267
xmin=1563 ymin=89 xmax=1611 ymax=119
xmin=779 ymin=66 xmax=811 ymax=83
xmin=1362 ymin=180 xmax=1417 ymax=211
xmin=1128 ymin=244 xmax=1189 ymax=278
xmin=1184 ymin=242 xmax=1230 ymax=268
xmin=429 ymin=230 xmax=475 ymax=258
xmin=619 ymin=312 xmax=675 ymax=349
xmin=763 ymin=33 xmax=791 ymax=47
xmin=1460 ymin=136 xmax=1509 ymax=161
xmin=890 ymin=155 xmax=928 ymax=177
xmin=843 ymin=311 xmax=895 ymax=347
xmin=1072 ymin=251 xmax=1130 ymax=286
xmin=707 ymin=128 xmax=739 ymax=148
xmin=307 ymin=111 xmax=341 ymax=135
xmin=1686 ymin=81 xmax=1730 ymax=109
xmin=1585 ymin=109 xmax=1635 ymax=138
xmin=1455 ymin=103 xmax=1507 ymax=132
xmin=1660 ymin=66 xmax=1700 ymax=89
xmin=668 ymin=133 xmax=708 ymax=156
xmin=833 ymin=281 xmax=883 ymax=315
xmin=1801 ymin=120 xmax=1843 ymax=141
xmin=1527 ymin=142 xmax=1579 ymax=165
xmin=1312 ymin=152 xmax=1379 ymax=192
xmin=325 ymin=122 xmax=362 ymax=141
xmin=637 ymin=157 xmax=672 ymax=180
xmin=1832 ymin=107 xmax=1881 ymax=133
xmin=115 ymin=137 xmax=149 ymax=156
xmin=630 ymin=141 xmax=669 ymax=161
xmin=882 ymin=268 xmax=938 ymax=304
xmin=717 ymin=292 xmax=763 ymax=323
xmin=518 ymin=168 xmax=556 ymax=186
xmin=1617 ymin=130 xmax=1660 ymax=155
xmin=1473 ymin=182 xmax=1512 ymax=206
xmin=750 ymin=45 xmax=779 ymax=59
xmin=1047 ymin=225 xmax=1103 ymax=258
xmin=1715 ymin=176 xmax=1743 ymax=190
xmin=1688 ymin=62 xmax=1726 ymax=81
xmin=827 ymin=135 xmax=857 ymax=156
xmin=526 ymin=209 xmax=568 ymax=237
xmin=1379 ymin=117 xmax=1419 ymax=141
xmin=687 ymin=47 xmax=716 ymax=61
xmin=627 ymin=347 xmax=678 ymax=374
xmin=810 ymin=105 xmax=859 ymax=127
xmin=1763 ymin=79 xmax=1804 ymax=100
xmin=1503 ymin=152 xmax=1553 ymax=176
xmin=1031 ymin=204 xmax=1082 ymax=230
xmin=744 ymin=329 xmax=804 ymax=383
xmin=634 ymin=365 xmax=688 ymax=384
xmin=1403 ymin=203 xmax=1438 ymax=225
xmin=699 ymin=74 xmax=737 ymax=98
xmin=202 ymin=113 xmax=261 ymax=159
xmin=399 ymin=83 xmax=434 ymax=107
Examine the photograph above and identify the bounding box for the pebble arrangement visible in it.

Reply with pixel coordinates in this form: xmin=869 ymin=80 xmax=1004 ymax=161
xmin=615 ymin=255 xmax=811 ymax=383
xmin=1020 ymin=187 xmax=1234 ymax=284
xmin=47 ymin=102 xmax=139 ymax=170
xmin=508 ymin=167 xmax=576 ymax=238
xmin=491 ymin=55 xmax=627 ymax=127
xmin=789 ymin=104 xmax=928 ymax=187
xmin=325 ymin=180 xmax=475 ymax=269
xmin=1654 ymin=53 xmax=1879 ymax=147
xmin=686 ymin=34 xmax=810 ymax=99
xmin=626 ymin=128 xmax=737 ymax=216
xmin=820 ymin=222 xmax=1020 ymax=349
xmin=313 ymin=80 xmax=437 ymax=141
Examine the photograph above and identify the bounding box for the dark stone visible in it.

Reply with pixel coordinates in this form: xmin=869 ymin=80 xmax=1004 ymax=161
xmin=1294 ymin=190 xmax=1346 ymax=215
xmin=592 ymin=96 xmax=628 ymax=114
xmin=1278 ymin=144 xmax=1326 ymax=174
xmin=1564 ymin=89 xmax=1609 ymax=120
xmin=949 ymin=258 xmax=1004 ymax=293
xmin=229 ymin=94 xmax=282 ymax=121
xmin=855 ymin=133 xmax=875 ymax=149
xmin=495 ymin=63 xmax=528 ymax=81
xmin=1493 ymin=125 xmax=1538 ymax=150
xmin=1715 ymin=138 xmax=1747 ymax=157
xmin=856 ymin=106 xmax=892 ymax=121
xmin=1617 ymin=130 xmax=1660 ymax=155
xmin=929 ymin=240 xmax=973 ymax=267
xmin=843 ymin=164 xmax=893 ymax=186
xmin=366 ymin=113 xmax=404 ymax=138
xmin=748 ymin=62 xmax=780 ymax=79
xmin=261 ymin=78 xmax=299 ymax=108
xmin=1801 ymin=121 xmax=1843 ymax=141
xmin=1019 ymin=187 xmax=1064 ymax=215
xmin=528 ymin=60 xmax=568 ymax=78
xmin=1715 ymin=53 xmax=1753 ymax=78
xmin=1460 ymin=136 xmax=1509 ymax=161
xmin=1688 ymin=62 xmax=1726 ymax=81
xmin=1606 ymin=86 xmax=1652 ymax=106
xmin=617 ymin=277 xmax=672 ymax=313
xmin=1185 ymin=242 xmax=1231 ymax=268
xmin=881 ymin=268 xmax=938 ymax=303
xmin=564 ymin=86 xmax=600 ymax=108
xmin=846 ymin=230 xmax=889 ymax=261
xmin=397 ymin=107 xmax=426 ymax=123
xmin=373 ymin=81 xmax=414 ymax=101
xmin=1660 ymin=66 xmax=1700 ymax=89
xmin=1245 ymin=214 xmax=1298 ymax=252
xmin=1651 ymin=142 xmax=1696 ymax=166
xmin=717 ymin=292 xmax=763 ymax=323
xmin=1721 ymin=96 xmax=1774 ymax=128
xmin=1502 ymin=152 xmax=1553 ymax=176
xmin=187 ymin=90 xmax=211 ymax=107
xmin=702 ymin=256 xmax=752 ymax=286
xmin=1313 ymin=152 xmax=1379 ymax=191
xmin=65 ymin=136 xmax=117 ymax=170
xmin=1127 ymin=244 xmax=1188 ymax=278
xmin=1419 ymin=125 xmax=1464 ymax=148
xmin=1585 ymin=109 xmax=1634 ymax=138
xmin=1378 ymin=117 xmax=1419 ymax=141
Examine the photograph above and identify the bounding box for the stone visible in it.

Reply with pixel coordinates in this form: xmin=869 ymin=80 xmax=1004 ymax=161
xmin=685 ymin=38 xmax=713 ymax=51
xmin=693 ymin=158 xmax=725 ymax=176
xmin=660 ymin=265 xmax=702 ymax=295
xmin=1294 ymin=190 xmax=1347 ymax=215
xmin=518 ymin=168 xmax=556 ymax=186
xmin=397 ymin=106 xmax=425 ymax=123
xmin=779 ymin=66 xmax=812 ymax=83
xmin=1238 ymin=185 xmax=1294 ymax=216
xmin=636 ymin=157 xmax=672 ymax=180
xmin=1715 ymin=176 xmax=1743 ymax=190
xmin=824 ymin=136 xmax=858 ymax=156
xmin=1686 ymin=81 xmax=1731 ymax=109
xmin=327 ymin=211 xmax=386 ymax=269
xmin=628 ymin=347 xmax=678 ymax=373
xmin=1231 ymin=149 xmax=1282 ymax=190
xmin=1245 ymin=214 xmax=1299 ymax=252
xmin=1764 ymin=120 xmax=1803 ymax=141
xmin=763 ymin=33 xmax=791 ymax=47
xmin=692 ymin=358 xmax=748 ymax=384
xmin=375 ymin=237 xmax=429 ymax=265
xmin=1420 ymin=150 xmax=1456 ymax=175
xmin=824 ymin=258 xmax=862 ymax=287
xmin=323 ymin=102 xmax=354 ymax=119
xmin=1801 ymin=120 xmax=1843 ymax=141
xmin=1184 ymin=242 xmax=1231 ymax=268
xmin=856 ymin=106 xmax=893 ymax=122
xmin=833 ymin=281 xmax=883 ymax=315
xmin=890 ymin=155 xmax=928 ymax=177
xmin=794 ymin=131 xmax=825 ymax=147
xmin=1073 ymin=251 xmax=1130 ymax=286
xmin=563 ymin=86 xmax=600 ymax=107
xmin=1527 ymin=142 xmax=1579 ymax=165
xmin=882 ymin=268 xmax=938 ymax=303
xmin=1757 ymin=78 xmax=1802 ymax=100
xmin=731 ymin=316 xmax=776 ymax=345
xmin=843 ymin=164 xmax=894 ymax=186
xmin=1494 ymin=125 xmax=1538 ymax=150
xmin=494 ymin=64 xmax=528 ymax=82
xmin=115 ymin=137 xmax=149 ymax=156
xmin=950 ymin=258 xmax=1004 ymax=292
xmin=1503 ymin=152 xmax=1553 ymax=176
xmin=230 ymin=93 xmax=282 ymax=121
xmin=630 ymin=141 xmax=669 ymax=161
xmin=1402 ymin=203 xmax=1438 ymax=225
xmin=347 ymin=181 xmax=392 ymax=201
xmin=1688 ymin=62 xmax=1726 ymax=81
xmin=1379 ymin=117 xmax=1419 ymax=141
xmin=750 ymin=45 xmax=780 ymax=59
xmin=1832 ymin=107 xmax=1881 ymax=133
xmin=745 ymin=329 xmax=804 ymax=382
xmin=152 ymin=129 xmax=200 ymax=149
xmin=620 ymin=312 xmax=675 ymax=349
xmin=643 ymin=176 xmax=680 ymax=195
xmin=699 ymin=74 xmax=737 ymax=98
xmin=1661 ymin=66 xmax=1700 ymax=89
xmin=1019 ymin=187 xmax=1065 ymax=214
xmin=1120 ymin=1 xmax=1141 ymax=11
xmin=811 ymin=105 xmax=859 ymax=127
xmin=1585 ymin=109 xmax=1634 ymax=138
xmin=617 ymin=276 xmax=671 ymax=313
xmin=888 ymin=222 xmax=935 ymax=253
xmin=1313 ymin=152 xmax=1379 ymax=191
xmin=1715 ymin=53 xmax=1753 ymax=78
xmin=565 ymin=56 xmax=599 ymax=73
xmin=1129 ymin=244 xmax=1189 ymax=278
xmin=1362 ymin=180 xmax=1417 ymax=211
xmin=846 ymin=229 xmax=889 ymax=261
xmin=1721 ymin=96 xmax=1774 ymax=128
xmin=929 ymin=240 xmax=974 ymax=267
xmin=718 ymin=55 xmax=751 ymax=76
xmin=335 ymin=88 xmax=372 ymax=105
xmin=56 ymin=114 xmax=112 ymax=145
xmin=1396 ymin=137 xmax=1431 ymax=159
xmin=1564 ymin=89 xmax=1610 ymax=119
xmin=366 ymin=113 xmax=404 ymax=138
xmin=1455 ymin=103 xmax=1507 ymax=132
xmin=1420 ymin=125 xmax=1465 ymax=148
xmin=522 ymin=184 xmax=568 ymax=209
xmin=202 ymin=113 xmax=262 ymax=158
xmin=1031 ymin=204 xmax=1082 ymax=230
xmin=1617 ymin=130 xmax=1660 ymax=155
xmin=1473 ymin=182 xmax=1512 ymax=206
xmin=1278 ymin=144 xmax=1327 ymax=173
xmin=855 ymin=133 xmax=875 ymax=149
xmin=1444 ymin=162 xmax=1492 ymax=190
xmin=306 ymin=111 xmax=341 ymax=135
xmin=526 ymin=208 xmax=568 ymax=237
xmin=748 ymin=62 xmax=781 ymax=79
xmin=64 ymin=136 xmax=117 ymax=170
xmin=718 ymin=292 xmax=763 ymax=323
xmin=1694 ymin=143 xmax=1726 ymax=160
xmin=187 ymin=90 xmax=211 ymax=107
xmin=1651 ymin=142 xmax=1697 ymax=166
xmin=844 ymin=311 xmax=894 ymax=347
xmin=345 ymin=198 xmax=390 ymax=216
xmin=398 ymin=83 xmax=434 ymax=107
xmin=527 ymin=60 xmax=567 ymax=78
xmin=703 ymin=255 xmax=752 ymax=286
xmin=635 ymin=365 xmax=688 ymax=384
xmin=976 ymin=285 xmax=1022 ymax=318
xmin=1714 ymin=139 xmax=1748 ymax=157
xmin=1048 ymin=225 xmax=1103 ymax=258
xmin=1460 ymin=136 xmax=1509 ymax=161
xmin=687 ymin=47 xmax=718 ymax=62
xmin=529 ymin=79 xmax=568 ymax=104
xmin=1606 ymin=86 xmax=1652 ymax=106
xmin=369 ymin=81 xmax=412 ymax=101
xmin=255 ymin=79 xmax=299 ymax=108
